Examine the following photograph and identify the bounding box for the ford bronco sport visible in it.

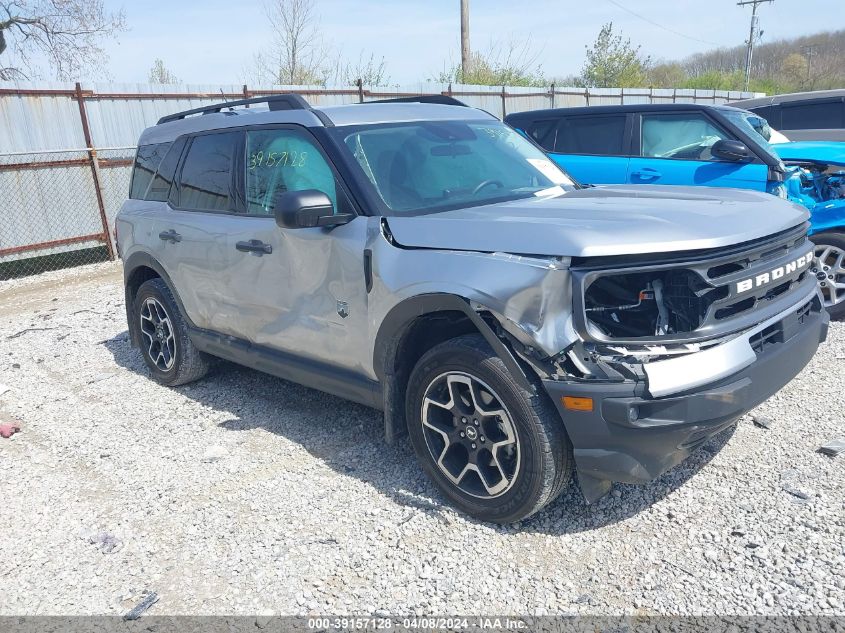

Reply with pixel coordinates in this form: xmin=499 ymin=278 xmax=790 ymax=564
xmin=117 ymin=94 xmax=828 ymax=523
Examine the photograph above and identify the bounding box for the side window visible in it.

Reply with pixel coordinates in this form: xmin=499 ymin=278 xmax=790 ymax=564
xmin=177 ymin=132 xmax=239 ymax=212
xmin=130 ymin=142 xmax=171 ymax=199
xmin=555 ymin=115 xmax=626 ymax=155
xmin=781 ymin=101 xmax=844 ymax=130
xmin=524 ymin=119 xmax=557 ymax=151
xmin=640 ymin=113 xmax=729 ymax=161
xmin=245 ymin=128 xmax=345 ymax=215
xmin=145 ymin=137 xmax=187 ymax=202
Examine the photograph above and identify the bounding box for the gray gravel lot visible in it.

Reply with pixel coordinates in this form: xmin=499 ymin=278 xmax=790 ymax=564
xmin=0 ymin=262 xmax=843 ymax=616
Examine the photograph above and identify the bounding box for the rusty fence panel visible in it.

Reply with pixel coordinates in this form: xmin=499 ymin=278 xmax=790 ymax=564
xmin=0 ymin=147 xmax=134 ymax=280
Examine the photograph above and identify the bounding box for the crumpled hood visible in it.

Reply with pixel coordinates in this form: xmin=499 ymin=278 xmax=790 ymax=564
xmin=384 ymin=185 xmax=809 ymax=258
xmin=772 ymin=141 xmax=845 ymax=166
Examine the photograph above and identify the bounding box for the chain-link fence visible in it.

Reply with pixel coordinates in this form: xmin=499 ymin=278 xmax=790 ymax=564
xmin=0 ymin=147 xmax=134 ymax=280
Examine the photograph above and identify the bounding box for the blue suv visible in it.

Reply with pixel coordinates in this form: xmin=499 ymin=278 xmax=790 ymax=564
xmin=506 ymin=103 xmax=845 ymax=318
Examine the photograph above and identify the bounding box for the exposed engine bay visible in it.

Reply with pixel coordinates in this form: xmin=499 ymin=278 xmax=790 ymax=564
xmin=785 ymin=161 xmax=845 ymax=211
xmin=583 ymin=269 xmax=727 ymax=339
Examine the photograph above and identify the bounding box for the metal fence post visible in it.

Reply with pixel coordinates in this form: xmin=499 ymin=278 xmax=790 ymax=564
xmin=501 ymin=85 xmax=506 ymax=118
xmin=584 ymin=88 xmax=590 ymax=106
xmin=74 ymin=82 xmax=115 ymax=261
xmin=549 ymin=82 xmax=555 ymax=109
xmin=357 ymin=78 xmax=364 ymax=103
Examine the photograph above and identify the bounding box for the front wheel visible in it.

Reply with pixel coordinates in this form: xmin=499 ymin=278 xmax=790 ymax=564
xmin=812 ymin=232 xmax=845 ymax=320
xmin=405 ymin=334 xmax=572 ymax=523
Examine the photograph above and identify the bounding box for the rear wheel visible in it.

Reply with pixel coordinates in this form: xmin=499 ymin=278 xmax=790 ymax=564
xmin=134 ymin=278 xmax=209 ymax=386
xmin=406 ymin=334 xmax=572 ymax=523
xmin=811 ymin=232 xmax=845 ymax=320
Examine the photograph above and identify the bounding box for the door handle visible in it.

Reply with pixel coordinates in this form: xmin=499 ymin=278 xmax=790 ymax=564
xmin=158 ymin=229 xmax=182 ymax=243
xmin=235 ymin=239 xmax=273 ymax=255
xmin=631 ymin=168 xmax=661 ymax=181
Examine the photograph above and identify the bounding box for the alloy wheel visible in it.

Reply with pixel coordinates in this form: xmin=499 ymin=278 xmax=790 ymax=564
xmin=139 ymin=297 xmax=176 ymax=371
xmin=420 ymin=372 xmax=520 ymax=499
xmin=814 ymin=244 xmax=845 ymax=308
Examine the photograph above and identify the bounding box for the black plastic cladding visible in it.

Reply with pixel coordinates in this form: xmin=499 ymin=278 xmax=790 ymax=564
xmin=572 ymin=223 xmax=815 ymax=346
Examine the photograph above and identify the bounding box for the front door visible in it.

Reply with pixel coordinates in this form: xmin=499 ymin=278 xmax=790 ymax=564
xmin=627 ymin=112 xmax=769 ymax=191
xmin=221 ymin=126 xmax=370 ymax=374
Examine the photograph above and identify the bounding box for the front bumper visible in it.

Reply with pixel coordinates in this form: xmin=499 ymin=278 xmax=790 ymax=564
xmin=542 ymin=294 xmax=829 ymax=501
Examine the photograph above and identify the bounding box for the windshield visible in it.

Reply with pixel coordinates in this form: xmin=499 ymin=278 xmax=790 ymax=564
xmin=723 ymin=109 xmax=774 ymax=148
xmin=329 ymin=120 xmax=576 ymax=215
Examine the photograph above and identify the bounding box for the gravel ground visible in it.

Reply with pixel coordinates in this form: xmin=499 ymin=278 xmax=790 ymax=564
xmin=0 ymin=261 xmax=843 ymax=617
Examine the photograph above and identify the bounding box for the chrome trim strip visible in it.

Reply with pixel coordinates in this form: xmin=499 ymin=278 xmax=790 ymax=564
xmin=644 ymin=286 xmax=819 ymax=398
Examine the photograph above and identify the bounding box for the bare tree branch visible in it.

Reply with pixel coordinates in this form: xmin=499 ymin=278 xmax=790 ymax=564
xmin=148 ymin=58 xmax=178 ymax=84
xmin=0 ymin=0 xmax=124 ymax=80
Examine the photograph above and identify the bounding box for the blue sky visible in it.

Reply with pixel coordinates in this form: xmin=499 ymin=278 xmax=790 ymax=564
xmin=100 ymin=0 xmax=837 ymax=85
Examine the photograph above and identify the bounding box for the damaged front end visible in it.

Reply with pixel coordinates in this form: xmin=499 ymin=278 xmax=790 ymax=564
xmin=536 ymin=223 xmax=827 ymax=500
xmin=784 ymin=160 xmax=845 ymax=223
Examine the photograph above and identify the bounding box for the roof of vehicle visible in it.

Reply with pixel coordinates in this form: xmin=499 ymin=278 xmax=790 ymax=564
xmin=729 ymin=89 xmax=845 ymax=109
xmin=138 ymin=95 xmax=497 ymax=145
xmin=504 ymin=102 xmax=747 ymax=121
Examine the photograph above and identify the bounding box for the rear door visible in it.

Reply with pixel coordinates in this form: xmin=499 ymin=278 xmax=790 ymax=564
xmin=626 ymin=111 xmax=769 ymax=191
xmin=152 ymin=130 xmax=243 ymax=334
xmin=550 ymin=114 xmax=631 ymax=184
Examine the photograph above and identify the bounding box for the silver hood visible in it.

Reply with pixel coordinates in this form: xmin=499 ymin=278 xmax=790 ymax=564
xmin=384 ymin=185 xmax=809 ymax=258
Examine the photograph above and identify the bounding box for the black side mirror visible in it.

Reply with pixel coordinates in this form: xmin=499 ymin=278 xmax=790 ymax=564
xmin=711 ymin=139 xmax=751 ymax=162
xmin=273 ymin=189 xmax=354 ymax=229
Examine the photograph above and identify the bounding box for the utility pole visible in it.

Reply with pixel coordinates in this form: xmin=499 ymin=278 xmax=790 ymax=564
xmin=737 ymin=0 xmax=773 ymax=92
xmin=460 ymin=0 xmax=471 ymax=80
xmin=801 ymin=44 xmax=818 ymax=87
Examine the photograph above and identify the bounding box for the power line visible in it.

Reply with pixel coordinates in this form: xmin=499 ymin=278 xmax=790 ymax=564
xmin=602 ymin=0 xmax=722 ymax=47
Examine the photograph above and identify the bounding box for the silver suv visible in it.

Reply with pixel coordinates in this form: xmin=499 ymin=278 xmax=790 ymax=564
xmin=117 ymin=94 xmax=828 ymax=523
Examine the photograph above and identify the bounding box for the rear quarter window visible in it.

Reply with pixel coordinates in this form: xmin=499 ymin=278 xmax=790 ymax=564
xmin=555 ymin=115 xmax=627 ymax=155
xmin=523 ymin=119 xmax=557 ymax=151
xmin=145 ymin=137 xmax=187 ymax=202
xmin=129 ymin=142 xmax=171 ymax=199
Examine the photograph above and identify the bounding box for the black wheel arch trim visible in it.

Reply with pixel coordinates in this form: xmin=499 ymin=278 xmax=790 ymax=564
xmin=373 ymin=293 xmax=532 ymax=389
xmin=123 ymin=251 xmax=195 ymax=348
xmin=374 ymin=293 xmax=534 ymax=444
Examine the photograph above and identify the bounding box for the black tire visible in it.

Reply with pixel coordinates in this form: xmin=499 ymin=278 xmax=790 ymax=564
xmin=405 ymin=334 xmax=572 ymax=523
xmin=811 ymin=232 xmax=845 ymax=321
xmin=134 ymin=278 xmax=209 ymax=386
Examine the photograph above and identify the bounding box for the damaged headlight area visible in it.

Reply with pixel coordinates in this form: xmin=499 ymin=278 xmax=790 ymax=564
xmin=583 ymin=269 xmax=727 ymax=338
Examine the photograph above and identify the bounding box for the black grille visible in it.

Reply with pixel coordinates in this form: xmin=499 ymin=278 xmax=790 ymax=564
xmin=575 ymin=225 xmax=816 ymax=344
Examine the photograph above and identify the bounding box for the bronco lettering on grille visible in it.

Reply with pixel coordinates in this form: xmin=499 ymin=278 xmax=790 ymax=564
xmin=735 ymin=251 xmax=813 ymax=294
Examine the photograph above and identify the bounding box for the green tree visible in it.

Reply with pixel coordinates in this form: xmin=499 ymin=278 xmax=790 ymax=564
xmin=577 ymin=22 xmax=650 ymax=88
xmin=647 ymin=62 xmax=687 ymax=88
xmin=780 ymin=52 xmax=809 ymax=89
xmin=435 ymin=39 xmax=546 ymax=87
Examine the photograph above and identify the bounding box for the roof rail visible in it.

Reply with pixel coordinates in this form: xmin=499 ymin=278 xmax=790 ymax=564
xmin=157 ymin=94 xmax=311 ymax=125
xmin=367 ymin=95 xmax=469 ymax=107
